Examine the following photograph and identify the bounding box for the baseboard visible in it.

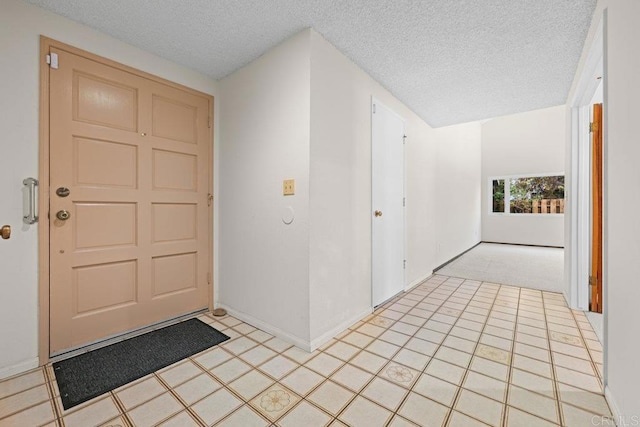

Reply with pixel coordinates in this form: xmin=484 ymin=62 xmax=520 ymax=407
xmin=481 ymin=240 xmax=564 ymax=249
xmin=604 ymin=385 xmax=622 ymax=423
xmin=433 ymin=241 xmax=481 ymax=272
xmin=309 ymin=306 xmax=373 ymax=352
xmin=405 ymin=272 xmax=434 ymax=292
xmin=216 ymin=304 xmax=312 ymax=352
xmin=0 ymin=357 xmax=39 ymax=380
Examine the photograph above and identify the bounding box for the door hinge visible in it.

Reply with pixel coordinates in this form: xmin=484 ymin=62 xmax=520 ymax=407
xmin=403 ymin=135 xmax=407 ymax=144
xmin=207 ymin=193 xmax=213 ymax=206
xmin=207 ymin=272 xmax=211 ymax=285
xmin=589 ymin=276 xmax=597 ymax=287
xmin=403 ymin=197 xmax=406 ymax=207
xmin=372 ymin=104 xmax=376 ymax=114
xmin=403 ymin=260 xmax=406 ymax=269
xmin=589 ymin=122 xmax=598 ymax=133
xmin=46 ymin=53 xmax=59 ymax=69
xmin=208 ymin=116 xmax=211 ymax=128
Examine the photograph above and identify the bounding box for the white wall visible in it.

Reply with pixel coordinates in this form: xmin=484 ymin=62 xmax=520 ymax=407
xmin=481 ymin=106 xmax=566 ymax=247
xmin=307 ymin=31 xmax=482 ymax=344
xmin=433 ymin=123 xmax=483 ymax=266
xmin=0 ymin=0 xmax=218 ymax=378
xmin=600 ymin=0 xmax=639 ymax=419
xmin=218 ymin=30 xmax=312 ymax=345
xmin=218 ymin=29 xmax=482 ymax=349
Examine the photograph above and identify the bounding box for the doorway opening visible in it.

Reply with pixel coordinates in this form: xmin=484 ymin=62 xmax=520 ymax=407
xmin=567 ymin=13 xmax=605 ymax=342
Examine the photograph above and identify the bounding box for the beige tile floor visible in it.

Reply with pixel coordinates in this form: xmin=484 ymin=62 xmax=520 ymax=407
xmin=0 ymin=275 xmax=611 ymax=427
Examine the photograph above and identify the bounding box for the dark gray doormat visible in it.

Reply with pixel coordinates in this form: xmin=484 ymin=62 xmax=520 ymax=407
xmin=53 ymin=318 xmax=230 ymax=410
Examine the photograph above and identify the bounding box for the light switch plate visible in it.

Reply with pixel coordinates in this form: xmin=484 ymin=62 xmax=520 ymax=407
xmin=283 ymin=179 xmax=295 ymax=196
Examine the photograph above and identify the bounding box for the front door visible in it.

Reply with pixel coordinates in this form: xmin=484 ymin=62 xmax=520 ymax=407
xmin=48 ymin=44 xmax=212 ymax=353
xmin=372 ymin=99 xmax=405 ymax=307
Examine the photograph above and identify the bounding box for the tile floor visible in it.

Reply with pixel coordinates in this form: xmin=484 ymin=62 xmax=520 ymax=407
xmin=0 ymin=275 xmax=611 ymax=427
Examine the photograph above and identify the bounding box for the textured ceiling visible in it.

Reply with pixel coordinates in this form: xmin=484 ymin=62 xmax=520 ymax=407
xmin=25 ymin=0 xmax=596 ymax=127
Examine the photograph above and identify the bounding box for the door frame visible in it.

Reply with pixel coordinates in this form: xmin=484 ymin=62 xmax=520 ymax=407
xmin=370 ymin=97 xmax=406 ymax=308
xmin=566 ymin=15 xmax=603 ymax=311
xmin=38 ymin=37 xmax=215 ymax=365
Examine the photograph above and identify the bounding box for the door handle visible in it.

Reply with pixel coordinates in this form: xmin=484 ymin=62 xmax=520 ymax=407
xmin=374 ymin=210 xmax=383 ymax=217
xmin=56 ymin=210 xmax=71 ymax=221
xmin=23 ymin=177 xmax=39 ymax=224
xmin=1 ymin=225 xmax=10 ymax=239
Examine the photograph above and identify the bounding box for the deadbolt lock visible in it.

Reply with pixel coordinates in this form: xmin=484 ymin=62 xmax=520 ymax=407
xmin=56 ymin=210 xmax=71 ymax=221
xmin=1 ymin=225 xmax=11 ymax=239
xmin=374 ymin=210 xmax=383 ymax=217
xmin=56 ymin=187 xmax=70 ymax=197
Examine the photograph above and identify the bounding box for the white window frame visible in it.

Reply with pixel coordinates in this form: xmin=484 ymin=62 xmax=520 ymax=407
xmin=488 ymin=172 xmax=566 ymax=216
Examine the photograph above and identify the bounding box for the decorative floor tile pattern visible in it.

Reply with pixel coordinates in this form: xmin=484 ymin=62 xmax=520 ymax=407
xmin=0 ymin=275 xmax=612 ymax=426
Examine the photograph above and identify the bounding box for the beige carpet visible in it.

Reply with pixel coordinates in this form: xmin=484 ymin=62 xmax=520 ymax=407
xmin=436 ymin=243 xmax=564 ymax=293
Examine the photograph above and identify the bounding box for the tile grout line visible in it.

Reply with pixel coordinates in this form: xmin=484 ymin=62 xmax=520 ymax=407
xmin=188 ymin=347 xmax=277 ymax=425
xmin=429 ymin=279 xmax=498 ymax=426
xmin=151 ymin=371 xmax=208 ymax=427
xmin=500 ymin=285 xmax=522 ymax=426
xmin=563 ymin=307 xmax=614 ymax=420
xmin=388 ymin=277 xmax=492 ymax=426
xmin=0 ymin=369 xmax=55 ymax=423
xmin=43 ymin=366 xmax=63 ymax=427
xmin=542 ymin=292 xmax=567 ymax=426
xmin=392 ymin=278 xmax=473 ymax=423
xmin=496 ymin=305 xmax=604 ymax=380
xmin=568 ymin=309 xmax=603 ymax=386
xmin=452 ymin=282 xmax=517 ymax=423
xmin=195 ymin=320 xmax=355 ymax=425
xmin=190 ymin=318 xmax=333 ymax=425
xmin=505 ymin=291 xmax=570 ymax=426
xmin=109 ymin=390 xmax=135 ymax=427
xmin=330 ymin=277 xmax=450 ymax=425
xmin=379 ymin=279 xmax=456 ymax=426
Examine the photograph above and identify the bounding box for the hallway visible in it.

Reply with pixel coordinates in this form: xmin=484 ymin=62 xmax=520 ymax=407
xmin=0 ymin=275 xmax=608 ymax=426
xmin=437 ymin=244 xmax=565 ymax=293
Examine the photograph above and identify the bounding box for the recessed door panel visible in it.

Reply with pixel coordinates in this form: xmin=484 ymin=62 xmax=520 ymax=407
xmin=152 ymin=253 xmax=197 ymax=298
xmin=152 ymin=95 xmax=198 ymax=144
xmin=49 ymin=46 xmax=211 ymax=354
xmin=74 ymin=260 xmax=137 ymax=316
xmin=152 ymin=203 xmax=197 ymax=243
xmin=74 ymin=137 xmax=137 ymax=188
xmin=73 ymin=203 xmax=137 ymax=250
xmin=73 ymin=72 xmax=138 ymax=131
xmin=152 ymin=149 xmax=197 ymax=191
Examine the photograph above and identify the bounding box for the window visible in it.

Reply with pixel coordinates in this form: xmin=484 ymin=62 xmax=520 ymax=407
xmin=492 ymin=179 xmax=505 ymax=213
xmin=490 ymin=175 xmax=565 ymax=214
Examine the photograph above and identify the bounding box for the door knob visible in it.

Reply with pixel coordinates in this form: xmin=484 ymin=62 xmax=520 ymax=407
xmin=1 ymin=225 xmax=10 ymax=239
xmin=56 ymin=210 xmax=71 ymax=221
xmin=374 ymin=210 xmax=383 ymax=217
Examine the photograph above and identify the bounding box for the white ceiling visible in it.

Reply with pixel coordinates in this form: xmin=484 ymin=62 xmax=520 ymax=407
xmin=26 ymin=0 xmax=596 ymax=127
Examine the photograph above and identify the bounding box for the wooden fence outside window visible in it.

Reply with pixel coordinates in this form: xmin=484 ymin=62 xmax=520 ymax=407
xmin=493 ymin=199 xmax=565 ymax=214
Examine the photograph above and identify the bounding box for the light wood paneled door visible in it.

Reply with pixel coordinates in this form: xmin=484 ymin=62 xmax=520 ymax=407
xmin=48 ymin=46 xmax=212 ymax=354
xmin=590 ymin=103 xmax=603 ymax=313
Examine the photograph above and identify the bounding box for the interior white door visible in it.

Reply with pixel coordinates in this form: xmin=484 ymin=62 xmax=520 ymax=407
xmin=372 ymin=98 xmax=405 ymax=307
